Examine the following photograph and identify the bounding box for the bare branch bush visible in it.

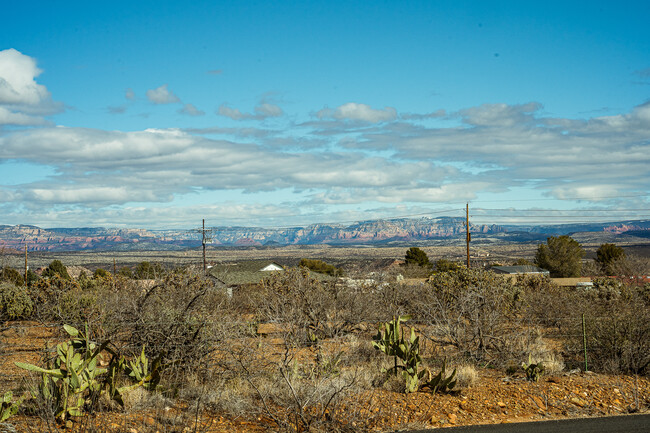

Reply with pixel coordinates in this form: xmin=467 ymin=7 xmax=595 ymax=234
xmin=97 ymin=269 xmax=229 ymax=388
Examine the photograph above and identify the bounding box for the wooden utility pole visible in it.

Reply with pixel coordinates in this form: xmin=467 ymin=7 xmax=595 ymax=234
xmin=202 ymin=219 xmax=207 ymax=273
xmin=190 ymin=219 xmax=213 ymax=274
xmin=24 ymin=244 xmax=28 ymax=286
xmin=466 ymin=203 xmax=471 ymax=268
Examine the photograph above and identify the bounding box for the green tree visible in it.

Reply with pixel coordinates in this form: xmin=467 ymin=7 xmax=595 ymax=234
xmin=595 ymin=243 xmax=626 ymax=275
xmin=534 ymin=235 xmax=585 ymax=277
xmin=0 ymin=267 xmax=24 ymax=286
xmin=42 ymin=260 xmax=71 ymax=280
xmin=404 ymin=247 xmax=432 ymax=269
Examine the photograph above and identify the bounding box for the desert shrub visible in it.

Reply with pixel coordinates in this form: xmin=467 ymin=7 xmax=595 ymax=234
xmin=0 ymin=266 xmax=24 ymax=286
xmin=299 ymin=258 xmax=342 ymax=276
xmin=400 ymin=263 xmax=432 ymax=278
xmin=118 ymin=266 xmax=134 ymax=278
xmin=98 ymin=270 xmax=227 ymax=384
xmin=435 ymin=259 xmax=461 ymax=272
xmin=54 ymin=288 xmax=100 ymax=325
xmin=93 ymin=268 xmax=109 ymax=279
xmin=77 ymin=270 xmax=95 ymax=290
xmin=0 ymin=282 xmax=34 ymax=320
xmin=42 ymin=259 xmax=71 ymax=280
xmin=582 ymin=290 xmax=650 ymax=374
xmin=28 ymin=274 xmax=82 ymax=321
xmin=590 ymin=277 xmax=624 ymax=301
xmin=134 ymin=261 xmax=165 ymax=279
xmin=519 ymin=281 xmax=580 ymax=331
xmin=423 ymin=269 xmax=530 ymax=364
xmin=259 ymin=267 xmax=342 ymax=344
xmin=217 ymin=335 xmax=359 ymax=433
xmin=607 ymin=254 xmax=650 ymax=282
xmin=25 ymin=269 xmax=40 ymax=287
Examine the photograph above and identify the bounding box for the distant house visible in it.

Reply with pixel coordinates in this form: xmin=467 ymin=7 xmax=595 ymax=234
xmin=207 ymin=260 xmax=287 ymax=287
xmin=260 ymin=262 xmax=284 ymax=272
xmin=491 ymin=265 xmax=550 ymax=276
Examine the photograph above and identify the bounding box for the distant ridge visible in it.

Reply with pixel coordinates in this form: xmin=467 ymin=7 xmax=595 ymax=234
xmin=0 ymin=218 xmax=649 ymax=252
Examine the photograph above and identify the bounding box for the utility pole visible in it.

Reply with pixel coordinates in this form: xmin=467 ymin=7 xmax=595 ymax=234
xmin=24 ymin=243 xmax=28 ymax=286
xmin=202 ymin=219 xmax=206 ymax=273
xmin=191 ymin=219 xmax=213 ymax=274
xmin=466 ymin=203 xmax=471 ymax=269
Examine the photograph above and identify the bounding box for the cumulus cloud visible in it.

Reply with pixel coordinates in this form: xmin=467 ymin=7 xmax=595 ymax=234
xmin=317 ymin=102 xmax=397 ymax=123
xmin=125 ymin=88 xmax=135 ymax=100
xmin=0 ymin=126 xmax=457 ymax=210
xmin=146 ymin=84 xmax=180 ymax=104
xmin=0 ymin=106 xmax=49 ymax=126
xmin=179 ymin=103 xmax=205 ymax=116
xmin=0 ymin=49 xmax=62 ymax=124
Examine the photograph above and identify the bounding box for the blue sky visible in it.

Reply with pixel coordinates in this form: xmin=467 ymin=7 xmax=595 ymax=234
xmin=1 ymin=1 xmax=649 ymax=229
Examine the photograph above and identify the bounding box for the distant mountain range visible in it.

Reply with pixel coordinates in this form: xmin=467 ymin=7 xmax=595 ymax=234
xmin=1 ymin=217 xmax=649 ymax=252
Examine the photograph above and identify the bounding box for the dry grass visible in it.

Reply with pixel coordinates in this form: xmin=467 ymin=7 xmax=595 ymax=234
xmin=452 ymin=364 xmax=480 ymax=389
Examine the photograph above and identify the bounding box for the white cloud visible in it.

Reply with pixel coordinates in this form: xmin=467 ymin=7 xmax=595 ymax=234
xmin=317 ymin=102 xmax=397 ymax=123
xmin=550 ymin=185 xmax=621 ymax=201
xmin=179 ymin=103 xmax=205 ymax=116
xmin=0 ymin=106 xmax=49 ymax=126
xmin=125 ymin=88 xmax=135 ymax=100
xmin=26 ymin=186 xmax=160 ymax=204
xmin=146 ymin=84 xmax=180 ymax=104
xmin=0 ymin=49 xmax=49 ymax=106
xmin=0 ymin=49 xmax=62 ymax=122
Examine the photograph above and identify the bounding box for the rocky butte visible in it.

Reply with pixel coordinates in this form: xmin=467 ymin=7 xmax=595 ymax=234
xmin=1 ymin=217 xmax=648 ymax=252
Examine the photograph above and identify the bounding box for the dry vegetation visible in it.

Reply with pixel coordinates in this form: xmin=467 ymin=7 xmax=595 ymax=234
xmin=1 ymin=247 xmax=649 ymax=432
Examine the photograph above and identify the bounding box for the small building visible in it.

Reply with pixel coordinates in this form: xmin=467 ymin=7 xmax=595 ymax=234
xmin=260 ymin=262 xmax=284 ymax=272
xmin=491 ymin=265 xmax=550 ymax=276
xmin=209 ymin=260 xmax=286 ymax=287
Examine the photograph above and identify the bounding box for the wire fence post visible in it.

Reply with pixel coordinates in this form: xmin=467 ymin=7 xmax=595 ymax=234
xmin=582 ymin=313 xmax=588 ymax=372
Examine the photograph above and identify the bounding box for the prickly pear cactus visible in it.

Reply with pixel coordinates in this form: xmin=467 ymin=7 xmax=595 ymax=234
xmin=521 ymin=354 xmax=545 ymax=382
